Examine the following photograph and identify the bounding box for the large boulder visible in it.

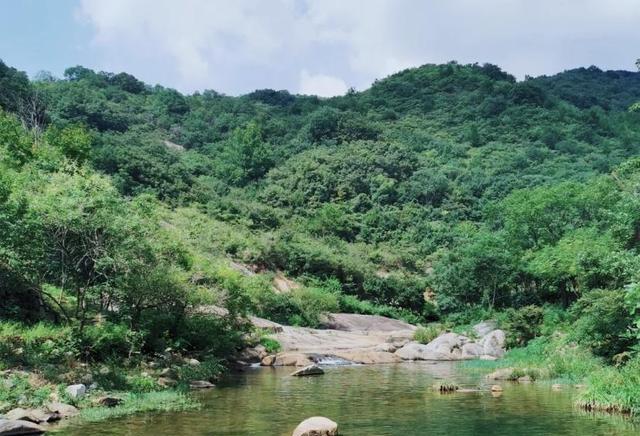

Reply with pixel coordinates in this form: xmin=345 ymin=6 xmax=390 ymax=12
xmin=461 ymin=342 xmax=484 ymax=359
xmin=396 ymin=333 xmax=472 ymax=361
xmin=291 ymin=364 xmax=324 ymax=377
xmin=45 ymin=402 xmax=78 ymax=419
xmin=480 ymin=330 xmax=506 ymax=357
xmin=472 ymin=321 xmax=497 ymax=338
xmin=272 ymin=352 xmax=315 ymax=367
xmin=320 ymin=313 xmax=417 ymax=332
xmin=292 ymin=417 xmax=338 ymax=436
xmin=0 ymin=419 xmax=45 ymax=435
xmin=4 ymin=409 xmax=56 ymax=424
xmin=65 ymin=384 xmax=86 ymax=399
xmin=335 ymin=350 xmax=400 ymax=364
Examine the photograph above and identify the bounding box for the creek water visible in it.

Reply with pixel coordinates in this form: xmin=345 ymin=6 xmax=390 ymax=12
xmin=58 ymin=362 xmax=639 ymax=435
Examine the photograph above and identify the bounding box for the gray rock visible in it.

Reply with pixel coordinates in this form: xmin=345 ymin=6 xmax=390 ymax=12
xmin=0 ymin=418 xmax=45 ymax=435
xmin=485 ymin=368 xmax=515 ymax=380
xmin=189 ymin=380 xmax=215 ymax=389
xmin=185 ymin=358 xmax=200 ymax=366
xmin=64 ymin=384 xmax=86 ymax=399
xmin=472 ymin=321 xmax=497 ymax=338
xmin=290 ymin=364 xmax=324 ymax=377
xmin=45 ymin=402 xmax=78 ymax=418
xmin=461 ymin=342 xmax=484 ymax=359
xmin=95 ymin=396 xmax=122 ymax=407
xmin=480 ymin=330 xmax=506 ymax=357
xmin=396 ymin=333 xmax=472 ymax=361
xmin=4 ymin=409 xmax=56 ymax=424
xmin=292 ymin=416 xmax=338 ymax=436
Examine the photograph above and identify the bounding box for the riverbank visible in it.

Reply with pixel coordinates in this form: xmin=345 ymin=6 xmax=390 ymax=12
xmin=462 ymin=335 xmax=640 ymax=416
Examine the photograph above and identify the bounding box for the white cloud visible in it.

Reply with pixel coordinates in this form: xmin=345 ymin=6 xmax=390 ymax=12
xmin=77 ymin=0 xmax=640 ymax=94
xmin=298 ymin=70 xmax=348 ymax=97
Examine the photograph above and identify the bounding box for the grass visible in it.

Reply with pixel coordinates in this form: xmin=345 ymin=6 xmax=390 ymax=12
xmin=462 ymin=334 xmax=640 ymax=416
xmin=462 ymin=335 xmax=603 ymax=383
xmin=79 ymin=390 xmax=200 ymax=422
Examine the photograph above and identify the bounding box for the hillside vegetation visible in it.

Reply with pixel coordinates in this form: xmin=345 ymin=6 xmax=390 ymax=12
xmin=2 ymin=59 xmax=640 ymax=413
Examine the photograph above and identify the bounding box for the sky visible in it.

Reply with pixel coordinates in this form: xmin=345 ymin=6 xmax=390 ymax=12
xmin=1 ymin=0 xmax=639 ymax=97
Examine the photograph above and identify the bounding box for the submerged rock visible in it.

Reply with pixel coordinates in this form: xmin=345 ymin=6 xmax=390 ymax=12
xmin=292 ymin=417 xmax=338 ymax=436
xmin=490 ymin=385 xmax=504 ymax=392
xmin=189 ymin=380 xmax=215 ymax=389
xmin=291 ymin=365 xmax=324 ymax=377
xmin=0 ymin=418 xmax=45 ymax=435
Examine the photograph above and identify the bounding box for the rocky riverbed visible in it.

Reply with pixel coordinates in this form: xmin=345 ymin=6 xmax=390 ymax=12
xmin=240 ymin=314 xmax=506 ymax=367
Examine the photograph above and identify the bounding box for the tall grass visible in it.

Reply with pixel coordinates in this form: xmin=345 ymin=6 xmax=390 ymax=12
xmin=79 ymin=391 xmax=200 ymax=422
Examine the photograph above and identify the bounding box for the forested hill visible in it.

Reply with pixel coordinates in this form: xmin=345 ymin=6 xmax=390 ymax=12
xmin=2 ymin=59 xmax=640 ymax=364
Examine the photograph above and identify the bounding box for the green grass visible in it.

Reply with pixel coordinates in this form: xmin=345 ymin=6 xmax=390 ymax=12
xmin=79 ymin=391 xmax=200 ymax=422
xmin=462 ymin=336 xmax=603 ymax=383
xmin=578 ymin=357 xmax=640 ymax=415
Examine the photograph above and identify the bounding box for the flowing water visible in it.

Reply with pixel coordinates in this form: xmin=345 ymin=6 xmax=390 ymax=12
xmin=58 ymin=362 xmax=639 ymax=435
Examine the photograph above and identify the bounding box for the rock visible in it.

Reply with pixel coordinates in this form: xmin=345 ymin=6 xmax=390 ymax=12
xmin=485 ymin=368 xmax=515 ymax=381
xmin=157 ymin=377 xmax=177 ymax=387
xmin=334 ymin=351 xmax=400 ymax=364
xmin=574 ymin=384 xmax=586 ymax=389
xmin=461 ymin=343 xmax=484 ymax=359
xmin=480 ymin=355 xmax=498 ymax=361
xmin=45 ymin=402 xmax=78 ymax=418
xmin=320 ymin=313 xmax=417 ymax=332
xmin=272 ymin=352 xmax=314 ymax=367
xmin=552 ymin=384 xmax=563 ymax=391
xmin=64 ymin=384 xmax=86 ymax=399
xmin=395 ymin=333 xmax=471 ymax=361
xmin=186 ymin=358 xmax=200 ymax=366
xmin=88 ymin=383 xmax=98 ymax=390
xmin=4 ymin=409 xmax=56 ymax=424
xmin=373 ymin=343 xmax=397 ymax=353
xmin=490 ymin=385 xmax=503 ymax=392
xmin=292 ymin=417 xmax=338 ymax=436
xmin=96 ymin=396 xmax=122 ymax=408
xmin=189 ymin=380 xmax=215 ymax=389
xmin=472 ymin=321 xmax=497 ymax=338
xmin=480 ymin=330 xmax=506 ymax=357
xmin=291 ymin=364 xmax=324 ymax=377
xmin=98 ymin=366 xmax=110 ymax=375
xmin=0 ymin=419 xmax=45 ymax=435
xmin=159 ymin=368 xmax=175 ymax=377
xmin=261 ymin=355 xmax=276 ymax=366
xmin=249 ymin=316 xmax=284 ymax=333
xmin=517 ymin=375 xmax=533 ymax=383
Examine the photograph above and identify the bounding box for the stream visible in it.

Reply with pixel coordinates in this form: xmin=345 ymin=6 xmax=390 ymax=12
xmin=57 ymin=362 xmax=640 ymax=435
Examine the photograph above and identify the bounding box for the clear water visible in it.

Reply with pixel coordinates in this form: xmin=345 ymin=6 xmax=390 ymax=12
xmin=58 ymin=362 xmax=639 ymax=435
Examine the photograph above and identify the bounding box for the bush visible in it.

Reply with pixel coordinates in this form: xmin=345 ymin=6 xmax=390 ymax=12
xmin=259 ymin=336 xmax=281 ymax=354
xmin=569 ymin=289 xmax=633 ymax=360
xmin=413 ymin=325 xmax=442 ymax=344
xmin=502 ymin=305 xmax=544 ymax=348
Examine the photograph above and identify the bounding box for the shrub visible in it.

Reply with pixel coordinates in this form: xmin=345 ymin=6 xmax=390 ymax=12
xmin=569 ymin=289 xmax=633 ymax=360
xmin=502 ymin=305 xmax=544 ymax=348
xmin=259 ymin=336 xmax=281 ymax=354
xmin=413 ymin=325 xmax=442 ymax=344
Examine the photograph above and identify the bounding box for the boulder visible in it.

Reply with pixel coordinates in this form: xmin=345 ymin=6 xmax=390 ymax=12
xmin=395 ymin=333 xmax=471 ymax=361
xmin=517 ymin=375 xmax=533 ymax=383
xmin=472 ymin=321 xmax=497 ymax=338
xmin=490 ymin=385 xmax=503 ymax=392
xmin=480 ymin=330 xmax=506 ymax=357
xmin=461 ymin=343 xmax=484 ymax=359
xmin=292 ymin=417 xmax=338 ymax=436
xmin=272 ymin=352 xmax=314 ymax=367
xmin=4 ymin=409 xmax=56 ymax=424
xmin=261 ymin=355 xmax=276 ymax=366
xmin=157 ymin=377 xmax=177 ymax=387
xmin=485 ymin=368 xmax=515 ymax=381
xmin=64 ymin=384 xmax=86 ymax=399
xmin=291 ymin=365 xmax=324 ymax=377
xmin=189 ymin=380 xmax=215 ymax=389
xmin=0 ymin=419 xmax=45 ymax=435
xmin=335 ymin=351 xmax=400 ymax=364
xmin=45 ymin=402 xmax=78 ymax=418
xmin=373 ymin=343 xmax=397 ymax=353
xmin=186 ymin=358 xmax=200 ymax=366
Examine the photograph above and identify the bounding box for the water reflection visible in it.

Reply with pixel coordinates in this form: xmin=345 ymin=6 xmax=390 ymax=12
xmin=59 ymin=362 xmax=639 ymax=435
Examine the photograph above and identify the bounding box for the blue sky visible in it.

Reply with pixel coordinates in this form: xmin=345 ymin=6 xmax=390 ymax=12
xmin=1 ymin=0 xmax=640 ymax=96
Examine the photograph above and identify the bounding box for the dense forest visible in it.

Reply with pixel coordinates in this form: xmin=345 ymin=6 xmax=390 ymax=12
xmin=2 ymin=59 xmax=640 ymax=413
